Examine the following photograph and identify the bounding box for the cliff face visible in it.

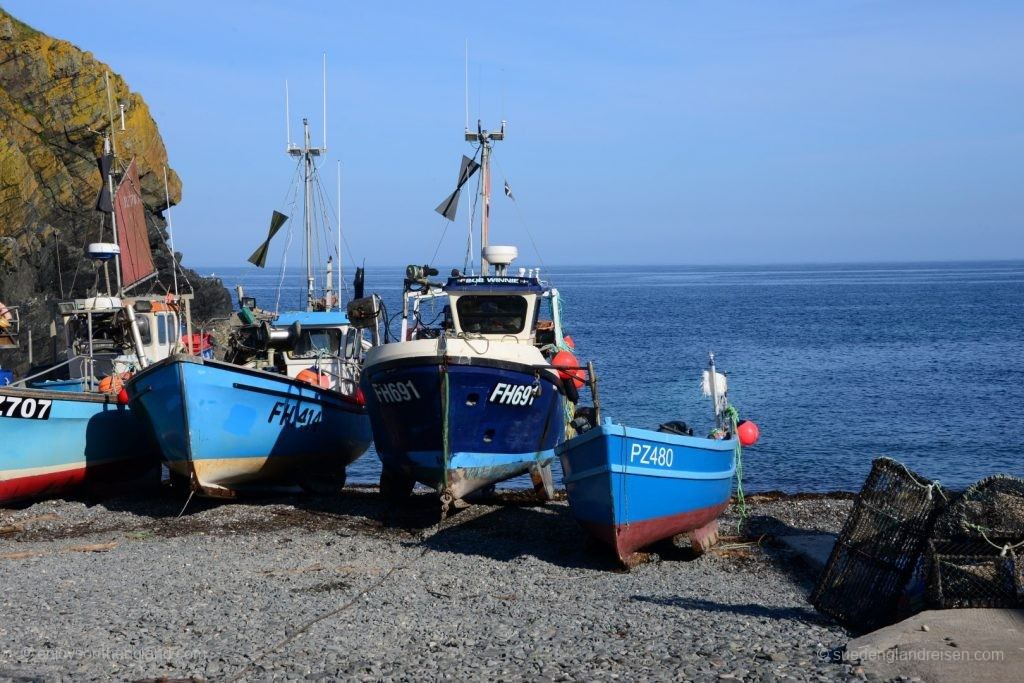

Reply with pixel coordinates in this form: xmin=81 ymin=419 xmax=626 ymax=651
xmin=0 ymin=9 xmax=229 ymax=373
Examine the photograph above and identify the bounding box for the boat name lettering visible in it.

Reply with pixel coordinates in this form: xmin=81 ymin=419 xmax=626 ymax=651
xmin=0 ymin=396 xmax=53 ymax=420
xmin=268 ymin=401 xmax=322 ymax=429
xmin=455 ymin=276 xmax=530 ymax=285
xmin=373 ymin=380 xmax=421 ymax=404
xmin=488 ymin=382 xmax=536 ymax=407
xmin=630 ymin=443 xmax=674 ymax=467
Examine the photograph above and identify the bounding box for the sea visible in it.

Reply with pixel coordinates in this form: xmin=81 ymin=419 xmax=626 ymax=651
xmin=204 ymin=260 xmax=1024 ymax=494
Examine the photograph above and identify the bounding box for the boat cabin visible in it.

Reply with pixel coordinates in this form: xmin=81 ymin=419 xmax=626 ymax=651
xmin=53 ymin=296 xmax=185 ymax=383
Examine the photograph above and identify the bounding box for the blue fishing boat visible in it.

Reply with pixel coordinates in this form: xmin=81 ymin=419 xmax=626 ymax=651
xmin=126 ymin=116 xmax=378 ymax=497
xmin=557 ymin=355 xmax=758 ymax=562
xmin=1 ymin=135 xmax=196 ymax=504
xmin=361 ymin=120 xmax=583 ymax=507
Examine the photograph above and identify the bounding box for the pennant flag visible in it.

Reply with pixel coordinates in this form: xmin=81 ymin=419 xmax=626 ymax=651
xmin=95 ymin=154 xmax=114 ymax=212
xmin=434 ymin=155 xmax=480 ymax=221
xmin=504 ymin=180 xmax=515 ymax=201
xmin=247 ymin=211 xmax=289 ymax=268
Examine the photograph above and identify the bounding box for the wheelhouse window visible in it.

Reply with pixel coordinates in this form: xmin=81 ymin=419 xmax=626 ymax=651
xmin=455 ymin=295 xmax=528 ymax=334
xmin=288 ymin=328 xmax=342 ymax=359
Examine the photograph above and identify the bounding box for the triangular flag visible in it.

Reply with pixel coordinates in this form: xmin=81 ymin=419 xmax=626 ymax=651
xmin=248 ymin=211 xmax=289 ymax=268
xmin=504 ymin=180 xmax=515 ymax=201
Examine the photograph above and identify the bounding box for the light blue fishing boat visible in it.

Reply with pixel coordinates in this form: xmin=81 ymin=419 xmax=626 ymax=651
xmin=126 ymin=117 xmax=379 ymax=497
xmin=1 ymin=138 xmax=196 ymax=504
xmin=557 ymin=354 xmax=758 ymax=562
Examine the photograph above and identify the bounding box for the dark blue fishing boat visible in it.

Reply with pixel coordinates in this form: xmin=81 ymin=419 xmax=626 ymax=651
xmin=361 ymin=120 xmax=582 ymax=507
xmin=558 ymin=355 xmax=757 ymax=562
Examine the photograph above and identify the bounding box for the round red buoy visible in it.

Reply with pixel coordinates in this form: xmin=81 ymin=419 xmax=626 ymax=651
xmin=563 ymin=335 xmax=576 ymax=349
xmin=552 ymin=350 xmax=585 ymax=389
xmin=737 ymin=420 xmax=759 ymax=446
xmin=355 ymin=387 xmax=366 ymax=406
xmin=117 ymin=387 xmax=130 ymax=405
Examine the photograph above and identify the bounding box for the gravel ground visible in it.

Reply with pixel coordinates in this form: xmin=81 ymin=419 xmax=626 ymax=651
xmin=1 ymin=487 xmax=860 ymax=682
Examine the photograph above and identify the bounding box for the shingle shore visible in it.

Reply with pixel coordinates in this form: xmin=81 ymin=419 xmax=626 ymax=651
xmin=0 ymin=490 xmax=861 ymax=682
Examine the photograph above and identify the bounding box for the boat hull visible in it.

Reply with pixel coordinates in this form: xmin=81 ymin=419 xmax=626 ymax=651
xmin=557 ymin=421 xmax=736 ymax=562
xmin=361 ymin=356 xmax=567 ymax=499
xmin=0 ymin=387 xmax=159 ymax=505
xmin=126 ymin=355 xmax=371 ymax=495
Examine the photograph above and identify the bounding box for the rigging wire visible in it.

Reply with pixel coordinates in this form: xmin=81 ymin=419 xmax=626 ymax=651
xmin=491 ymin=155 xmax=549 ymax=281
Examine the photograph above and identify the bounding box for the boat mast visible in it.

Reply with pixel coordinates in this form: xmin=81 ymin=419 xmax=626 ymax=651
xmin=289 ymin=118 xmax=324 ymax=311
xmin=465 ymin=120 xmax=505 ymax=274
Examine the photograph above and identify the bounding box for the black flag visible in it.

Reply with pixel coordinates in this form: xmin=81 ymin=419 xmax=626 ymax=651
xmin=434 ymin=155 xmax=480 ymax=221
xmin=504 ymin=180 xmax=515 ymax=201
xmin=248 ymin=211 xmax=289 ymax=268
xmin=95 ymin=154 xmax=114 ymax=212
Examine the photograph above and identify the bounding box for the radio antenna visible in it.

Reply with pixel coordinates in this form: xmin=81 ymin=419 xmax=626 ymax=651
xmin=464 ymin=39 xmax=470 ymax=132
xmin=285 ymin=79 xmax=292 ymax=149
xmin=322 ymin=52 xmax=328 ymax=151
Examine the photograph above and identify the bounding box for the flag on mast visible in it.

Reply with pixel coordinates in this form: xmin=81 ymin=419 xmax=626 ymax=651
xmin=504 ymin=180 xmax=515 ymax=201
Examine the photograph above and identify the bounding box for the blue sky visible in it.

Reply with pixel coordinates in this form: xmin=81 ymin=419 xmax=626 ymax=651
xmin=5 ymin=1 xmax=1023 ymax=269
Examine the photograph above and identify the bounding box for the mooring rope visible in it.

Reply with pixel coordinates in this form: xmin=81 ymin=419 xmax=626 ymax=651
xmin=726 ymin=405 xmax=746 ymax=531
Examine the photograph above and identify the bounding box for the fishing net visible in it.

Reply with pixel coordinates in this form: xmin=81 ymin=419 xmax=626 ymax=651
xmin=811 ymin=457 xmax=947 ymax=631
xmin=926 ymin=539 xmax=1023 ymax=609
xmin=932 ymin=475 xmax=1024 ymax=541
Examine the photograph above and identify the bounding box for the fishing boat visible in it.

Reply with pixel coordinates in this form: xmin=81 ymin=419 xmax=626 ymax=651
xmin=0 ymin=132 xmax=195 ymax=505
xmin=557 ymin=354 xmax=759 ymax=563
xmin=125 ymin=115 xmax=378 ymax=497
xmin=361 ymin=120 xmax=583 ymax=509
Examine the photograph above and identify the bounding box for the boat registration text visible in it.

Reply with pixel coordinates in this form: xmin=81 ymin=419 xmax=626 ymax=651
xmin=372 ymin=380 xmax=421 ymax=404
xmin=629 ymin=442 xmax=674 ymax=467
xmin=0 ymin=396 xmax=53 ymax=420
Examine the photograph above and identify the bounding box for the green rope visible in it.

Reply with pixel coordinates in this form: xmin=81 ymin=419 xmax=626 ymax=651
xmin=726 ymin=405 xmax=746 ymax=531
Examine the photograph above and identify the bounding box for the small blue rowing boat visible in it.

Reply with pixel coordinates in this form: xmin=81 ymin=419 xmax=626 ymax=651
xmin=557 ymin=354 xmax=757 ymax=562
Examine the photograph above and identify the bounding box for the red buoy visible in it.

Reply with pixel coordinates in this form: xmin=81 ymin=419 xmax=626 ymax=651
xmin=552 ymin=350 xmax=585 ymax=389
xmin=737 ymin=420 xmax=759 ymax=447
xmin=563 ymin=335 xmax=576 ymax=350
xmin=117 ymin=387 xmax=130 ymax=405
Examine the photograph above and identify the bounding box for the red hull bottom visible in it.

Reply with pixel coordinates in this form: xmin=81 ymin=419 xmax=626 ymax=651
xmin=579 ymin=500 xmax=730 ymax=563
xmin=0 ymin=460 xmax=157 ymax=506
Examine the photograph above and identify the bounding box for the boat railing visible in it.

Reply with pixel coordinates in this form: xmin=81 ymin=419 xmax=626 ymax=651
xmin=9 ymin=356 xmax=77 ymax=388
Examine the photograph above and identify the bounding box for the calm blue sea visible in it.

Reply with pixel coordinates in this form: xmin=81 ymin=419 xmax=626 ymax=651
xmin=205 ymin=261 xmax=1024 ymax=493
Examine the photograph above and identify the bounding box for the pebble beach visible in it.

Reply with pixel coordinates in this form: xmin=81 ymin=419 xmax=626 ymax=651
xmin=0 ymin=488 xmax=865 ymax=682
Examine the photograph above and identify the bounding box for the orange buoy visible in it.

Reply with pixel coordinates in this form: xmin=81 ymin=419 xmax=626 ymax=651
xmin=99 ymin=372 xmax=133 ymax=394
xmin=563 ymin=335 xmax=576 ymax=350
xmin=737 ymin=420 xmax=760 ymax=447
xmin=552 ymin=350 xmax=585 ymax=389
xmin=297 ymin=368 xmax=331 ymax=388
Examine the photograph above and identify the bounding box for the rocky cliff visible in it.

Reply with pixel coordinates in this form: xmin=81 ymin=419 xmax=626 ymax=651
xmin=0 ymin=9 xmax=230 ymax=373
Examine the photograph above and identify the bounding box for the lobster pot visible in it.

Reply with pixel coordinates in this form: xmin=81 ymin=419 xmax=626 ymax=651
xmin=926 ymin=539 xmax=1023 ymax=609
xmin=811 ymin=457 xmax=946 ymax=631
xmin=933 ymin=475 xmax=1024 ymax=540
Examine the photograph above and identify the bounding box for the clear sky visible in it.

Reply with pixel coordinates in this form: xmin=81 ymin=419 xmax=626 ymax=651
xmin=5 ymin=1 xmax=1023 ymax=270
